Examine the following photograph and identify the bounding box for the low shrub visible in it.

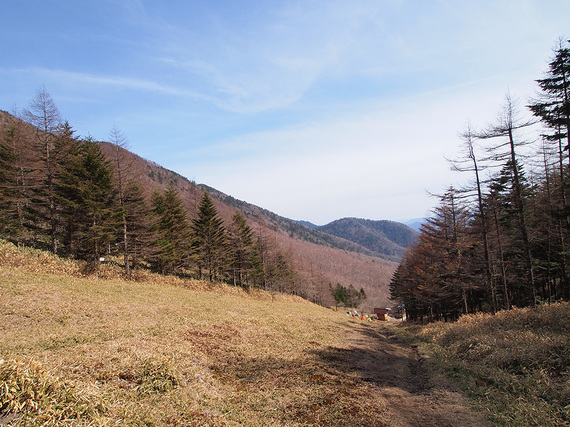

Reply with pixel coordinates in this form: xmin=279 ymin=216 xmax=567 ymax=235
xmin=0 ymin=358 xmax=107 ymax=425
xmin=416 ymin=303 xmax=570 ymax=426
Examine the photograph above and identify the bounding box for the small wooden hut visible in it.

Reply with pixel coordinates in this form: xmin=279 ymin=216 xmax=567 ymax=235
xmin=374 ymin=308 xmax=390 ymax=321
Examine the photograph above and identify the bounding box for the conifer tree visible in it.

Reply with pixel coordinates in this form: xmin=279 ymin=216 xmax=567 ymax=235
xmin=529 ymin=39 xmax=570 ymax=171
xmin=56 ymin=137 xmax=118 ymax=262
xmin=265 ymin=250 xmax=296 ymax=293
xmin=479 ymin=93 xmax=537 ymax=305
xmin=108 ymin=126 xmax=136 ymax=279
xmin=227 ymin=210 xmax=256 ymax=287
xmin=253 ymin=227 xmax=296 ymax=292
xmin=391 ymin=39 xmax=570 ymax=319
xmin=52 ymin=124 xmax=83 ymax=255
xmin=529 ymin=38 xmax=570 ymax=299
xmin=191 ymin=191 xmax=227 ymax=282
xmin=0 ymin=125 xmax=24 ymax=238
xmin=390 ymin=187 xmax=475 ymax=321
xmin=449 ymin=125 xmax=497 ymax=312
xmin=23 ymin=87 xmax=63 ymax=252
xmin=150 ymin=185 xmax=191 ymax=275
xmin=330 ymin=283 xmax=349 ymax=309
xmin=123 ymin=179 xmax=153 ymax=274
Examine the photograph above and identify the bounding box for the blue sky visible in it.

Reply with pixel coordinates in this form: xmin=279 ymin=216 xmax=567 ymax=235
xmin=2 ymin=1 xmax=569 ymax=225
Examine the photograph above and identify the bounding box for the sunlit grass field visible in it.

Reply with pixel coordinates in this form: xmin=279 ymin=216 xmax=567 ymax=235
xmin=2 ymin=239 xmax=569 ymax=426
xmin=0 ymin=240 xmax=387 ymax=425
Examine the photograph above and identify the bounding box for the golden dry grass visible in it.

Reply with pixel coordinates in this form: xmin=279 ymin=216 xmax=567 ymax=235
xmin=415 ymin=304 xmax=570 ymax=426
xmin=5 ymin=239 xmax=564 ymax=426
xmin=0 ymin=240 xmax=390 ymax=426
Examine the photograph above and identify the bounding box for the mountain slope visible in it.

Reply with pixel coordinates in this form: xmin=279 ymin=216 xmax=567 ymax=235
xmin=319 ymin=218 xmax=418 ymax=260
xmin=200 ymin=185 xmax=388 ymax=259
xmin=404 ymin=218 xmax=426 ymax=232
xmin=0 ymin=110 xmax=399 ymax=309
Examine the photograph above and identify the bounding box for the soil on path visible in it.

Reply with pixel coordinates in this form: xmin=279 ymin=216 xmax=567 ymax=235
xmin=321 ymin=321 xmax=492 ymax=427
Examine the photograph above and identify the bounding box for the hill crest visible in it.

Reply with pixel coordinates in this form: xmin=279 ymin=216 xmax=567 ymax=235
xmin=0 ymin=109 xmax=400 ymax=308
xmin=318 ymin=217 xmax=418 ymax=260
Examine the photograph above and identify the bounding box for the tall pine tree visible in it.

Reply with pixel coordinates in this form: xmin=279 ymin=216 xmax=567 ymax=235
xmin=191 ymin=191 xmax=227 ymax=282
xmin=150 ymin=185 xmax=191 ymax=275
xmin=227 ymin=210 xmax=256 ymax=288
xmin=56 ymin=137 xmax=118 ymax=263
xmin=122 ymin=179 xmax=153 ymax=275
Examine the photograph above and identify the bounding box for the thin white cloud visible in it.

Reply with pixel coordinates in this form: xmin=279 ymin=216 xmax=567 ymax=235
xmin=12 ymin=66 xmax=215 ymax=101
xmin=13 ymin=67 xmax=165 ymax=93
xmin=144 ymin=1 xmax=392 ymax=113
xmin=171 ymin=53 xmax=544 ymax=224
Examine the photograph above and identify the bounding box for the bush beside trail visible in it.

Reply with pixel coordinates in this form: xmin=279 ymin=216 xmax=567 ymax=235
xmin=414 ymin=303 xmax=570 ymax=426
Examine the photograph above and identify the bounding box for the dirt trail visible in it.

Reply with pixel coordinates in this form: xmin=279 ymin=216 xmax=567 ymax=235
xmin=337 ymin=322 xmax=492 ymax=427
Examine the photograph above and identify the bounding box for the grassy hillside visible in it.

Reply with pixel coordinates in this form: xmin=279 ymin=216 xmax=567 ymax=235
xmin=2 ymin=240 xmax=567 ymax=426
xmin=0 ymin=240 xmax=392 ymax=425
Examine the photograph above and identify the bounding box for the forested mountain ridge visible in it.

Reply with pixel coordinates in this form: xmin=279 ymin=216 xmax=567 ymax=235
xmin=0 ymin=107 xmax=398 ymax=309
xmin=201 ymin=185 xmax=410 ymax=261
xmin=318 ymin=218 xmax=418 ymax=261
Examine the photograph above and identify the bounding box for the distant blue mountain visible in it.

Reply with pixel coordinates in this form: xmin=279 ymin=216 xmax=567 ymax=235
xmin=289 ymin=218 xmax=418 ymax=261
xmin=404 ymin=218 xmax=426 ymax=232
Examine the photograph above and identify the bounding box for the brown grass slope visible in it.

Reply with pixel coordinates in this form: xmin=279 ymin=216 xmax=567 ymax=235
xmin=413 ymin=305 xmax=570 ymax=426
xmin=3 ymin=241 xmax=564 ymax=426
xmin=0 ymin=240 xmax=493 ymax=426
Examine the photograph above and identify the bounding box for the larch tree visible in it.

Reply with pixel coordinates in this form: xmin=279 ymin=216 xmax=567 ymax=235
xmin=449 ymin=124 xmax=497 ymax=312
xmin=390 ymin=187 xmax=476 ymax=321
xmin=108 ymin=126 xmax=136 ymax=279
xmin=253 ymin=226 xmax=296 ymax=292
xmin=478 ymin=93 xmax=537 ymax=306
xmin=23 ymin=87 xmax=63 ymax=253
xmin=529 ymin=144 xmax=563 ymax=303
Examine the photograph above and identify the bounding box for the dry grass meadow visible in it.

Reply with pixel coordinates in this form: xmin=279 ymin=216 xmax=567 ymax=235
xmin=1 ymin=239 xmax=569 ymax=426
xmin=0 ymin=240 xmax=397 ymax=426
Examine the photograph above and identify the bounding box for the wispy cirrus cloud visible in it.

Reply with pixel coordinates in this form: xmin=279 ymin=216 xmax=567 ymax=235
xmin=12 ymin=66 xmax=212 ymax=101
xmin=146 ymin=1 xmax=388 ymax=113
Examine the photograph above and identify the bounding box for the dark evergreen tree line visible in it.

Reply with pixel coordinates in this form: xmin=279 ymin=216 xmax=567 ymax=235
xmin=0 ymin=88 xmax=296 ymax=292
xmin=390 ymin=39 xmax=570 ymax=321
xmin=330 ymin=283 xmax=367 ymax=309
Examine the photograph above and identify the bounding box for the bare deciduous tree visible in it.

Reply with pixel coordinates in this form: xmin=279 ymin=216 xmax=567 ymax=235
xmin=23 ymin=87 xmax=62 ymax=252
